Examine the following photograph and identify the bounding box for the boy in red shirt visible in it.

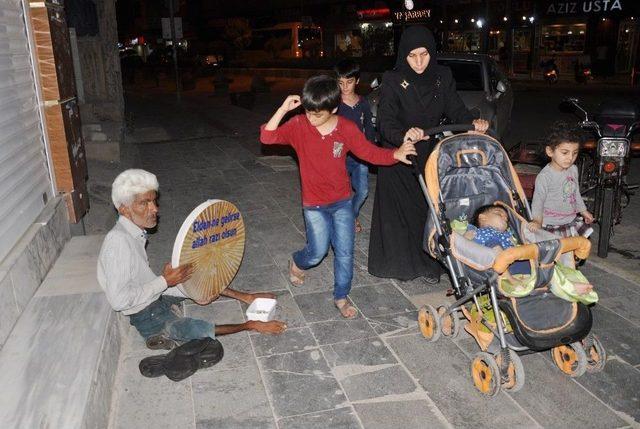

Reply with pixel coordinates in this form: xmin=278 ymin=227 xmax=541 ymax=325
xmin=260 ymin=75 xmax=416 ymax=318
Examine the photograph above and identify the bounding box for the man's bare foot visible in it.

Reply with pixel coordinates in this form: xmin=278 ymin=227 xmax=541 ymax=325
xmin=245 ymin=292 xmax=277 ymax=304
xmin=574 ymin=282 xmax=593 ymax=295
xmin=251 ymin=320 xmax=287 ymax=334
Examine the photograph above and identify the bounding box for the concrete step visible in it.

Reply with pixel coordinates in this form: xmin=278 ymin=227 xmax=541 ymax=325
xmin=0 ymin=235 xmax=120 ymax=428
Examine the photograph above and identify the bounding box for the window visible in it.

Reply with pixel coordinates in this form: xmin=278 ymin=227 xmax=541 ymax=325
xmin=438 ymin=59 xmax=484 ymax=90
xmin=539 ymin=24 xmax=587 ymax=54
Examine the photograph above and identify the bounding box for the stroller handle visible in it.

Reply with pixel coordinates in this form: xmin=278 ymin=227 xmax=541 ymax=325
xmin=493 ymin=244 xmax=538 ymax=274
xmin=421 ymin=124 xmax=475 ymax=136
xmin=492 ymin=236 xmax=592 ymax=274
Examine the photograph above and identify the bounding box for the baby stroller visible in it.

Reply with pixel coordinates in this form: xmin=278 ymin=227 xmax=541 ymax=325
xmin=413 ymin=125 xmax=606 ymax=396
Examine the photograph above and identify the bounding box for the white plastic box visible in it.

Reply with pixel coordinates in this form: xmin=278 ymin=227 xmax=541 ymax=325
xmin=245 ymin=298 xmax=277 ymax=322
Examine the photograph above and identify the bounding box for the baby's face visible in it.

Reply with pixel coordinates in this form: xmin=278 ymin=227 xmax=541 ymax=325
xmin=479 ymin=207 xmax=508 ymax=231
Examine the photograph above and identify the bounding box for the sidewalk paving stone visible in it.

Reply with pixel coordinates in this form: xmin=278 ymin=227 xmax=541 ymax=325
xmin=353 ymin=400 xmax=449 ymax=429
xmin=112 ymin=354 xmax=193 ymax=429
xmin=191 ymin=365 xmax=274 ymax=428
xmin=309 ymin=319 xmax=378 ymax=346
xmin=348 ymin=283 xmax=415 ymax=318
xmin=277 ymin=407 xmax=361 ymax=429
xmin=250 ymin=327 xmax=318 ymax=357
xmin=257 ymin=349 xmax=348 ymax=418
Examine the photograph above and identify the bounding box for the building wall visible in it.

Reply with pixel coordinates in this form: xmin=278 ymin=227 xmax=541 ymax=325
xmin=0 ymin=197 xmax=70 ymax=348
xmin=75 ymin=0 xmax=124 ymax=123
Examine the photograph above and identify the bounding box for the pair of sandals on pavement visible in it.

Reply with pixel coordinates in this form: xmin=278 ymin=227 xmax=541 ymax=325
xmin=289 ymin=260 xmax=358 ymax=319
xmin=139 ymin=337 xmax=224 ymax=381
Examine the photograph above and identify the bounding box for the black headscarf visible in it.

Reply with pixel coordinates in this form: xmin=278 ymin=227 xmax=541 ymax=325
xmin=395 ymin=26 xmax=438 ymax=86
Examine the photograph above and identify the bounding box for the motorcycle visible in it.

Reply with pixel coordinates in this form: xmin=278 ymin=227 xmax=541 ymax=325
xmin=540 ymin=58 xmax=559 ymax=84
xmin=561 ymin=97 xmax=640 ymax=257
xmin=574 ymin=61 xmax=593 ymax=84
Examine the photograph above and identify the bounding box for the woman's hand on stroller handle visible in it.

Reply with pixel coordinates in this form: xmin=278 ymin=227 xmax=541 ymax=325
xmin=472 ymin=119 xmax=490 ymax=133
xmin=394 ymin=140 xmax=418 ymax=165
xmin=403 ymin=127 xmax=429 ymax=143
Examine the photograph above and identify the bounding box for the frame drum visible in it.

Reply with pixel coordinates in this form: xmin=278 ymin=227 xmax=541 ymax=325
xmin=171 ymin=200 xmax=245 ymax=304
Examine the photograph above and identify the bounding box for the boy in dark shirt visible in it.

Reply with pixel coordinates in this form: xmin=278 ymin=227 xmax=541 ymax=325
xmin=260 ymin=75 xmax=416 ymax=318
xmin=335 ymin=59 xmax=376 ymax=232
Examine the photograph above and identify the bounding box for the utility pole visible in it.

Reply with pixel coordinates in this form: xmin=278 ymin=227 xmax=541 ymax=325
xmin=168 ymin=0 xmax=181 ymax=99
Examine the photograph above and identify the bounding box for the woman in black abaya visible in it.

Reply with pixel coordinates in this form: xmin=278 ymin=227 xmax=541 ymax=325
xmin=368 ymin=26 xmax=488 ymax=282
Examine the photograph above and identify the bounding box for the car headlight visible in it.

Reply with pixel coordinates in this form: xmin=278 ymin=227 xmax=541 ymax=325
xmin=598 ymin=138 xmax=628 ymax=157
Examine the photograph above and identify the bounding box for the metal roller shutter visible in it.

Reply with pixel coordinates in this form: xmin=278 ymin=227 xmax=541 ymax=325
xmin=0 ymin=0 xmax=53 ymax=262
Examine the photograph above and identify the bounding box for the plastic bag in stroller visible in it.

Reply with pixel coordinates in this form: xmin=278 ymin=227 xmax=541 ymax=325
xmin=411 ymin=125 xmax=606 ymax=396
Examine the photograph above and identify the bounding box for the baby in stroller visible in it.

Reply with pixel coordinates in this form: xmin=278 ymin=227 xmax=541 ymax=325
xmin=463 ymin=204 xmax=594 ymax=296
xmin=415 ymin=127 xmax=606 ymax=396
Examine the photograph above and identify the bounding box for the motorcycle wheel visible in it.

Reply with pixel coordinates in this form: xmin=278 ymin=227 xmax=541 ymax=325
xmin=597 ymin=187 xmax=615 ymax=258
xmin=578 ymin=155 xmax=597 ymax=213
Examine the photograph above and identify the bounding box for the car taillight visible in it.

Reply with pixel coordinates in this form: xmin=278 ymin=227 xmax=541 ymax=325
xmin=603 ymin=161 xmax=617 ymax=173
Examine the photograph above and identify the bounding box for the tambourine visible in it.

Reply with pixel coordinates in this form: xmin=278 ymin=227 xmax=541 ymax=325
xmin=171 ymin=200 xmax=245 ymax=304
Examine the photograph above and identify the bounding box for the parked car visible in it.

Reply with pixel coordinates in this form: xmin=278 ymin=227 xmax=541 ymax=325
xmin=368 ymin=53 xmax=513 ymax=141
xmin=437 ymin=53 xmax=513 ymax=141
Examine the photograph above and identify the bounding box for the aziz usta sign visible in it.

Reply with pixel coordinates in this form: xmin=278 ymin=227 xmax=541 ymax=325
xmin=545 ymin=0 xmax=624 ymax=15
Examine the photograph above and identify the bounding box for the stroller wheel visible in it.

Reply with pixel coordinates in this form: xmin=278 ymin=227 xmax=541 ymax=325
xmin=496 ymin=349 xmax=525 ymax=392
xmin=437 ymin=305 xmax=461 ymax=339
xmin=551 ymin=342 xmax=587 ymax=377
xmin=418 ymin=305 xmax=441 ymax=342
xmin=471 ymin=352 xmax=501 ymax=396
xmin=582 ymin=335 xmax=607 ymax=373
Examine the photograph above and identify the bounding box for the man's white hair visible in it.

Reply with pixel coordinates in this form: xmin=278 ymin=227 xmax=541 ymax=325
xmin=111 ymin=169 xmax=159 ymax=208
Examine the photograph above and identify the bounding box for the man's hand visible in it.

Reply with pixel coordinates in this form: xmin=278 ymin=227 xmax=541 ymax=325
xmin=472 ymin=119 xmax=490 ymax=133
xmin=403 ymin=127 xmax=427 ymax=143
xmin=162 ymin=263 xmax=193 ymax=287
xmin=581 ymin=210 xmax=594 ymax=224
xmin=279 ymin=95 xmax=301 ymax=113
xmin=249 ymin=320 xmax=287 ymax=334
xmin=393 ymin=140 xmax=417 ymax=165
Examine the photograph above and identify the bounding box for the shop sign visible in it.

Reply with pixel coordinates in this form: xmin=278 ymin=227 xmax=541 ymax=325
xmin=393 ymin=8 xmax=431 ymax=23
xmin=357 ymin=8 xmax=391 ymax=20
xmin=544 ymin=0 xmax=624 ymax=16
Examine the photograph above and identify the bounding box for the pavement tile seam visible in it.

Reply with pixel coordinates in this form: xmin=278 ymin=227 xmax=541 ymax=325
xmin=597 ymin=301 xmax=640 ymax=330
xmin=315 ymin=345 xmax=367 ymax=429
xmin=247 ymin=327 xmax=281 ymax=427
xmin=561 ymin=371 xmax=640 ymax=428
xmin=275 ymin=405 xmax=363 ymax=428
xmin=188 ymin=378 xmax=197 ymax=429
xmin=374 ymin=334 xmax=452 ymax=428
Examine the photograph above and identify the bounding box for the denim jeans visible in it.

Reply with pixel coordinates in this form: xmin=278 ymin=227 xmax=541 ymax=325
xmin=129 ymin=295 xmax=215 ymax=342
xmin=293 ymin=198 xmax=355 ymax=300
xmin=347 ymin=155 xmax=369 ymax=218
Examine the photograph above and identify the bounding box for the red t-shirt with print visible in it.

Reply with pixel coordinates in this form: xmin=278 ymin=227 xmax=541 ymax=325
xmin=260 ymin=115 xmax=397 ymax=207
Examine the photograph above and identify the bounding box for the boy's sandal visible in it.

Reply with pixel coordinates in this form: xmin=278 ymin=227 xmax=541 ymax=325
xmin=288 ymin=260 xmax=305 ymax=286
xmin=335 ymin=298 xmax=358 ymax=319
xmin=355 ymin=219 xmax=363 ymax=233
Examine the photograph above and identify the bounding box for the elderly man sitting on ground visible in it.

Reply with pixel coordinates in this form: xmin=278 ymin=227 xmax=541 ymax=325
xmin=97 ymin=169 xmax=286 ymax=350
